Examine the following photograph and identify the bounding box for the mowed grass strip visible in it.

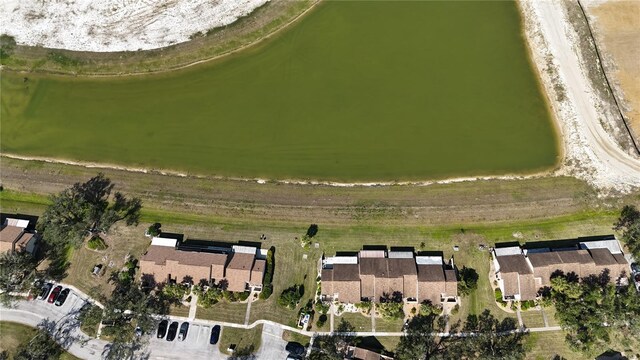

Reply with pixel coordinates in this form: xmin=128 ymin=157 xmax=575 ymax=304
xmin=1 ymin=1 xmax=558 ymax=181
xmin=218 ymin=325 xmax=263 ymax=355
xmin=0 ymin=322 xmax=81 ymax=360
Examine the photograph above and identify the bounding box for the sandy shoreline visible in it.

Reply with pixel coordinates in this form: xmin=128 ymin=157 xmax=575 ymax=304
xmin=0 ymin=153 xmax=556 ymax=189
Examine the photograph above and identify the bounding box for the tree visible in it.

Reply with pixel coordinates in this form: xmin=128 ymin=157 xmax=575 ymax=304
xmin=0 ymin=251 xmax=37 ymax=304
xmin=547 ymin=270 xmax=640 ymax=353
xmin=395 ymin=314 xmax=449 ymax=360
xmin=308 ymin=319 xmax=356 ymax=360
xmin=614 ymin=205 xmax=640 ymax=259
xmin=78 ymin=304 xmax=103 ymax=337
xmin=451 ymin=310 xmax=524 ymax=360
xmin=101 ymin=275 xmax=165 ymax=359
xmin=14 ymin=328 xmax=62 ymax=360
xmin=306 ymin=224 xmax=319 ymax=238
xmin=278 ymin=284 xmax=304 ymax=309
xmin=457 ymin=266 xmax=479 ymax=296
xmin=38 ymin=173 xmax=142 ymax=253
xmin=259 ymin=246 xmax=275 ymax=300
xmin=395 ymin=310 xmax=527 ymax=360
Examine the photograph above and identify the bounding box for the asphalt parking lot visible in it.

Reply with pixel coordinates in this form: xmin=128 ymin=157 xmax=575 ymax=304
xmin=147 ymin=321 xmax=224 ymax=360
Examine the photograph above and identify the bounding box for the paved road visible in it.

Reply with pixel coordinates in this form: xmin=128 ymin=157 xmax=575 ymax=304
xmin=1 ymin=285 xmax=566 ymax=359
xmin=0 ymin=288 xmax=109 ymax=359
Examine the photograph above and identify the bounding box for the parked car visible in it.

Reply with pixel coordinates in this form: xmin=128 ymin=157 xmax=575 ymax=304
xmin=209 ymin=325 xmax=220 ymax=345
xmin=166 ymin=322 xmax=179 ymax=341
xmin=38 ymin=283 xmax=53 ymax=300
xmin=157 ymin=320 xmax=168 ymax=339
xmin=634 ymin=272 xmax=640 ymax=292
xmin=178 ymin=322 xmax=189 ymax=341
xmin=285 ymin=342 xmax=305 ymax=356
xmin=48 ymin=286 xmax=62 ymax=304
xmin=54 ymin=288 xmax=70 ymax=306
xmin=135 ymin=326 xmax=143 ymax=337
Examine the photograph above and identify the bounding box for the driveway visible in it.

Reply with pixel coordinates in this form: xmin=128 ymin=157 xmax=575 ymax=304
xmin=254 ymin=322 xmax=288 ymax=359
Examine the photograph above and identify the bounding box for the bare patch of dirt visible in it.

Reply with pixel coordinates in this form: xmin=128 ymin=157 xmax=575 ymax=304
xmin=584 ymin=0 xmax=640 ymax=143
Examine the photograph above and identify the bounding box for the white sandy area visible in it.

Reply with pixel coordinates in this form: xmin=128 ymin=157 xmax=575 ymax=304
xmin=519 ymin=0 xmax=640 ymax=194
xmin=0 ymin=0 xmax=268 ymax=52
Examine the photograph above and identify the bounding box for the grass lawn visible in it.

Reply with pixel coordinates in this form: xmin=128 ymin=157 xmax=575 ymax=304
xmin=1 ymin=1 xmax=558 ymax=181
xmin=374 ymin=317 xmax=403 ymax=333
xmin=0 ymin=322 xmax=81 ymax=360
xmin=169 ymin=304 xmax=190 ymax=318
xmin=197 ymin=302 xmax=247 ymax=324
xmin=219 ymin=325 xmax=263 ymax=356
xmin=520 ymin=309 xmax=546 ymax=329
xmin=525 ymin=331 xmax=584 ymax=360
xmin=338 ymin=313 xmax=371 ymax=332
xmin=282 ymin=330 xmax=310 ymax=346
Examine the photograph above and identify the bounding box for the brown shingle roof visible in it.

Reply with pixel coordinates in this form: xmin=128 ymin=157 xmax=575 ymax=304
xmin=360 ymin=258 xmax=388 ymax=277
xmin=0 ymin=225 xmax=23 ymax=244
xmin=417 ymin=264 xmax=445 ymax=282
xmin=612 ymin=253 xmax=628 ymax=265
xmin=333 ymin=264 xmax=361 ymax=281
xmin=502 ymin=272 xmax=520 ymax=297
xmin=387 ymin=258 xmax=416 ymax=277
xmin=496 ymin=255 xmax=532 ymax=274
xmin=589 ymin=248 xmax=617 ymax=266
xmin=556 ymin=250 xmax=592 ymax=265
xmin=528 ymin=252 xmax=562 ymax=267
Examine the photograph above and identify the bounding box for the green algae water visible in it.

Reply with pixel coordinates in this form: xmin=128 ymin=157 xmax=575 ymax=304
xmin=1 ymin=1 xmax=559 ymax=181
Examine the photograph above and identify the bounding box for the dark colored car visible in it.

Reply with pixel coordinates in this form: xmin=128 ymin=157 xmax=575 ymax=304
xmin=48 ymin=285 xmax=62 ymax=304
xmin=209 ymin=325 xmax=220 ymax=345
xmin=38 ymin=283 xmax=53 ymax=300
xmin=166 ymin=321 xmax=179 ymax=341
xmin=178 ymin=322 xmax=189 ymax=341
xmin=157 ymin=320 xmax=168 ymax=339
xmin=54 ymin=288 xmax=70 ymax=306
xmin=285 ymin=342 xmax=305 ymax=356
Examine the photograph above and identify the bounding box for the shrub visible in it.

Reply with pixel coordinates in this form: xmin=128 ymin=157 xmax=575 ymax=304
xmin=457 ymin=266 xmax=479 ymax=296
xmin=419 ymin=301 xmax=441 ymax=316
xmin=78 ymin=304 xmax=103 ymax=337
xmin=222 ymin=290 xmax=237 ymax=302
xmin=237 ymin=291 xmax=250 ymax=302
xmin=260 ymin=246 xmax=275 ymax=299
xmin=520 ymin=300 xmax=535 ymax=311
xmin=196 ymin=287 xmax=222 ymax=308
xmin=355 ymin=301 xmax=372 ymax=314
xmin=147 ymin=223 xmax=161 ymax=237
xmin=316 ymin=314 xmax=327 ymax=328
xmin=47 ymin=51 xmax=83 ymax=67
xmin=87 ymin=236 xmax=108 ymax=250
xmin=451 ymin=304 xmax=460 ymax=315
xmin=315 ymin=301 xmax=330 ymax=315
xmin=378 ymin=302 xmax=404 ymax=319
xmin=278 ymin=284 xmax=304 ymax=309
xmin=162 ymin=283 xmax=188 ymax=302
xmin=260 ymin=284 xmax=273 ymax=300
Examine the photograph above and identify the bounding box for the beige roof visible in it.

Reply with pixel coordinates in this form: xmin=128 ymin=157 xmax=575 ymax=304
xmin=141 ymin=245 xmax=228 ymax=267
xmin=519 ymin=273 xmax=538 ymax=300
xmin=227 ymin=252 xmax=255 ymax=271
xmin=250 ymin=259 xmax=266 ymax=285
xmin=350 ymin=346 xmax=393 ymax=360
xmin=502 ymin=272 xmax=520 ymax=297
xmin=496 ymin=254 xmax=532 ymax=274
